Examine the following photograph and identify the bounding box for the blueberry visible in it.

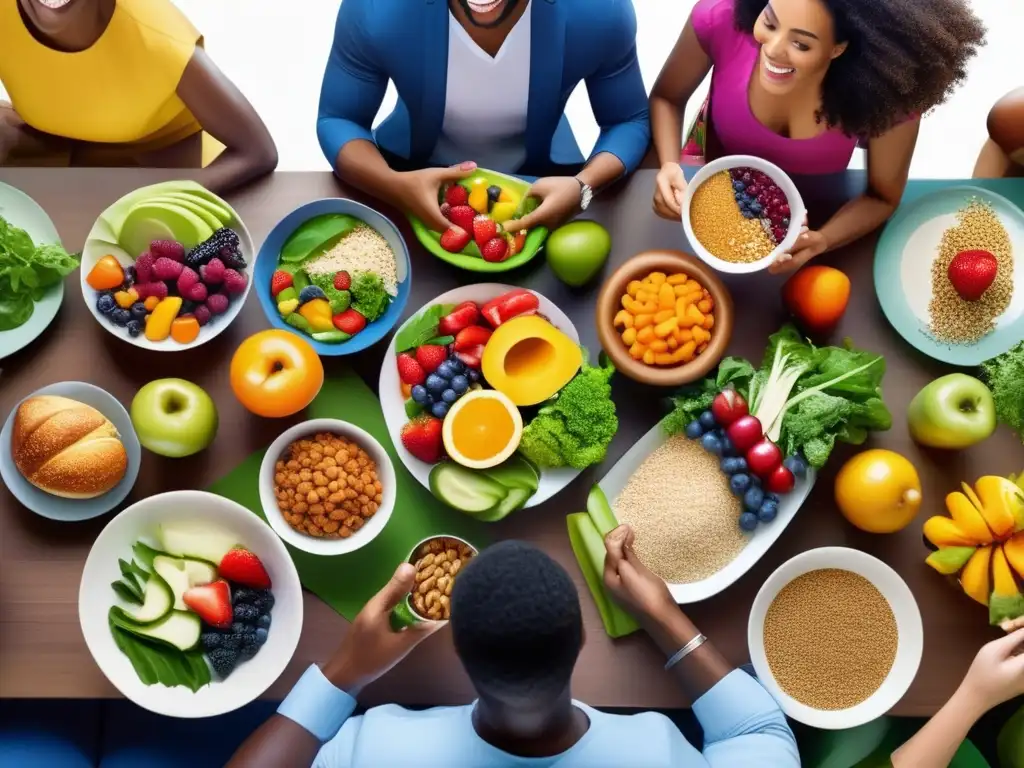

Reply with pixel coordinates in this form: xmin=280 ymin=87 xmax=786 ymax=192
xmin=110 ymin=308 xmax=131 ymax=327
xmin=699 ymin=411 xmax=717 ymax=430
xmin=431 ymin=401 xmax=449 ymax=419
xmin=733 ymin=180 xmax=745 ymax=191
xmin=750 ymin=202 xmax=762 ymax=215
xmin=96 ymin=293 xmax=116 ymax=315
xmin=126 ymin=320 xmax=143 ymax=337
xmin=448 ymin=357 xmax=465 ymax=373
xmin=254 ymin=627 xmax=269 ymax=646
xmin=467 ymin=369 xmax=481 ymax=383
xmin=487 ymin=185 xmax=502 ymax=202
xmin=721 ymin=457 xmax=741 ymax=474
xmin=730 ymin=473 xmax=752 ymax=496
xmin=719 ymin=435 xmax=736 ymax=456
xmin=411 ymin=385 xmax=430 ymax=404
xmin=123 ymin=266 xmax=136 ymax=285
xmin=743 ymin=486 xmax=765 ymax=511
xmin=764 ymin=492 xmax=780 ymax=505
xmin=758 ymin=499 xmax=779 ymax=523
xmin=425 ymin=374 xmax=447 ymax=394
xmin=436 ymin=361 xmax=454 ymax=380
xmin=734 ymin=190 xmax=745 ymax=201
xmin=257 ymin=614 xmax=271 ymax=629
xmin=451 ymin=374 xmax=469 ymax=394
xmin=130 ymin=301 xmax=147 ymax=320
xmin=441 ymin=388 xmax=458 ymax=404
xmin=684 ymin=420 xmax=705 ymax=440
xmin=739 ymin=512 xmax=759 ymax=532
xmin=783 ymin=455 xmax=808 ymax=480
xmin=700 ymin=432 xmax=723 ymax=455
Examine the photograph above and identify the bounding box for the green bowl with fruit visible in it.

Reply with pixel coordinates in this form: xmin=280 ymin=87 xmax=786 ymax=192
xmin=407 ymin=169 xmax=548 ymax=272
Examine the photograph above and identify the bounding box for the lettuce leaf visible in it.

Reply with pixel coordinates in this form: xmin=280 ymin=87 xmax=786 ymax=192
xmin=662 ymin=356 xmax=755 ymax=436
xmin=0 ymin=215 xmax=79 ymax=331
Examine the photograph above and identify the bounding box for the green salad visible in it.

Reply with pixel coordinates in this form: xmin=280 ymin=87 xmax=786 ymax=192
xmin=0 ymin=215 xmax=79 ymax=331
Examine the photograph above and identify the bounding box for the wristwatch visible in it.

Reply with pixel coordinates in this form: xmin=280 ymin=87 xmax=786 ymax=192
xmin=575 ymin=177 xmax=594 ymax=211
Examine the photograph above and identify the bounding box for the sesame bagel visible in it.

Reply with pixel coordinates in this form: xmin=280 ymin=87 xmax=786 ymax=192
xmin=12 ymin=395 xmax=128 ymax=499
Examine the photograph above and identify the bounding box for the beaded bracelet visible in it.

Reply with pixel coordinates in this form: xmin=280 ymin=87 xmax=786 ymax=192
xmin=664 ymin=633 xmax=708 ymax=671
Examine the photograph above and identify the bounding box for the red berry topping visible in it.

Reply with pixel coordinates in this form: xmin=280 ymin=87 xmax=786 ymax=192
xmin=333 ymin=271 xmax=351 ymax=291
xmin=397 ymin=352 xmax=426 ymax=385
xmin=219 ymin=547 xmax=272 ymax=589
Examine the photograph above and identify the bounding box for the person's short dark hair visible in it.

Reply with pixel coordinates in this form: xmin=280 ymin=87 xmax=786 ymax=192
xmin=451 ymin=541 xmax=583 ymax=700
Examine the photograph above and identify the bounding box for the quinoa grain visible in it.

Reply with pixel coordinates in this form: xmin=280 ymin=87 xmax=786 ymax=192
xmin=690 ymin=171 xmax=776 ymax=263
xmin=304 ymin=224 xmax=398 ymax=296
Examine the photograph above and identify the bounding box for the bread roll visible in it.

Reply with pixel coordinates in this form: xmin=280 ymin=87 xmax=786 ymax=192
xmin=12 ymin=395 xmax=128 ymax=499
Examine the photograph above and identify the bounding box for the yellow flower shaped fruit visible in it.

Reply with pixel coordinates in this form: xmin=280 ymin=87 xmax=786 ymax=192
xmin=923 ymin=473 xmax=1024 ymax=626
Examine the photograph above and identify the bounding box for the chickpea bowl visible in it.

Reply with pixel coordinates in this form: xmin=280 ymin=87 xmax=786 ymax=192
xmin=258 ymin=419 xmax=397 ymax=556
xmin=390 ymin=535 xmax=479 ymax=628
xmin=596 ymin=249 xmax=734 ymax=386
xmin=682 ymin=155 xmax=806 ymax=274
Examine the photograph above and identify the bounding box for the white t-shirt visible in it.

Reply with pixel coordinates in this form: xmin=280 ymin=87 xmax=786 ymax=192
xmin=429 ymin=2 xmax=532 ymax=173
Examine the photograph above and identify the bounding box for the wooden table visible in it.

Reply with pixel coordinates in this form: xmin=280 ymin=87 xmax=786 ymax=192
xmin=1 ymin=168 xmax=1018 ymax=717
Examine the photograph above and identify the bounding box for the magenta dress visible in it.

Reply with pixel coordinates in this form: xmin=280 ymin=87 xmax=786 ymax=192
xmin=689 ymin=0 xmax=858 ymax=174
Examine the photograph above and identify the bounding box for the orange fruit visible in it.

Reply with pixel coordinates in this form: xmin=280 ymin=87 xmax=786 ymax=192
xmin=230 ymin=330 xmax=324 ymax=418
xmin=441 ymin=390 xmax=522 ymax=469
xmin=835 ymin=449 xmax=923 ymax=533
xmin=783 ymin=265 xmax=851 ymax=333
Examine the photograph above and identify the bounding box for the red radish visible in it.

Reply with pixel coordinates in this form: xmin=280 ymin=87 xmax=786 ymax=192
xmin=726 ymin=415 xmax=763 ymax=454
xmin=711 ymin=390 xmax=748 ymax=427
xmin=765 ymin=464 xmax=795 ymax=494
xmin=746 ymin=438 xmax=784 ymax=478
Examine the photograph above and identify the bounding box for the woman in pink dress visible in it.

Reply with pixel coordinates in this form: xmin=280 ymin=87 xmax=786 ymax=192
xmin=650 ymin=0 xmax=985 ymax=274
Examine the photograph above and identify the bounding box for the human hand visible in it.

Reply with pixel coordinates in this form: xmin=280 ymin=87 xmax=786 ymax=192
xmin=394 ymin=161 xmax=478 ymax=232
xmin=653 ymin=162 xmax=688 ymax=221
xmin=769 ymin=214 xmax=827 ymax=274
xmin=1002 ymin=615 xmax=1024 ymax=633
xmin=603 ymin=524 xmax=677 ymax=626
xmin=501 ymin=175 xmax=581 ymax=232
xmin=321 ymin=563 xmax=443 ymax=696
xmin=957 ymin=629 xmax=1024 ymax=713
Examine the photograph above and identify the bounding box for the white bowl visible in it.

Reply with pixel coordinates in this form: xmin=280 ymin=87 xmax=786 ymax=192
xmin=259 ymin=419 xmax=397 ymax=556
xmin=747 ymin=547 xmax=923 ymax=729
xmin=682 ymin=155 xmax=806 ymax=274
xmin=80 ymin=180 xmax=255 ymax=351
xmin=78 ymin=490 xmax=303 ymax=718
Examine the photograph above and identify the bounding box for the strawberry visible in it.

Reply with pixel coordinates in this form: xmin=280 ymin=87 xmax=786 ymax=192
xmin=397 ymin=352 xmax=426 ymax=385
xmin=481 ymin=289 xmax=539 ymax=327
xmin=948 ymin=249 xmax=998 ymax=301
xmin=415 ymin=344 xmax=447 ymax=373
xmin=454 ymin=325 xmax=492 ymax=351
xmin=447 ymin=205 xmax=476 ymax=232
xmin=440 ymin=226 xmax=471 ymax=254
xmin=333 ymin=309 xmax=367 ymax=335
xmin=507 ymin=230 xmax=527 ymax=256
xmin=270 ymin=270 xmax=293 ymax=297
xmin=440 ymin=202 xmax=452 ymax=220
xmin=455 ymin=348 xmax=483 ymax=369
xmin=219 ymin=548 xmax=272 ymax=589
xmin=480 ymin=237 xmax=509 ymax=263
xmin=444 ymin=184 xmax=469 ymax=207
xmin=400 ymin=416 xmax=444 ymax=463
xmin=333 ymin=270 xmax=351 ymax=291
xmin=438 ymin=301 xmax=480 ymax=335
xmin=183 ymin=580 xmax=233 ymax=629
xmin=472 ymin=215 xmax=498 ymax=247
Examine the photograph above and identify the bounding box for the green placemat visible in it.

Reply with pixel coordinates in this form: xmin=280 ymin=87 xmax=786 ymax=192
xmin=208 ymin=369 xmax=489 ymax=621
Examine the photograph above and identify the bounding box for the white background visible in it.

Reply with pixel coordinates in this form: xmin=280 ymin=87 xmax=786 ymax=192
xmin=3 ymin=0 xmax=1021 ymax=177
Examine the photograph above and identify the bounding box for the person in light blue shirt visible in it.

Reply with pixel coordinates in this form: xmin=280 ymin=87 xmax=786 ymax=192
xmin=227 ymin=528 xmax=799 ymax=768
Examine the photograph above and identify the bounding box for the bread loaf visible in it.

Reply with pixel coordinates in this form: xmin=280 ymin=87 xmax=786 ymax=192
xmin=12 ymin=395 xmax=128 ymax=499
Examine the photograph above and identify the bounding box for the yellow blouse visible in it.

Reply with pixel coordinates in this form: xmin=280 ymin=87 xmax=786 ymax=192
xmin=0 ymin=0 xmax=220 ymax=162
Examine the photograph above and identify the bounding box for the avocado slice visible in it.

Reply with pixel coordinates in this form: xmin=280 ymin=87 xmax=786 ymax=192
xmin=119 ymin=202 xmax=214 ymax=257
xmin=152 ymin=554 xmax=218 ymax=611
xmin=158 ymin=191 xmax=233 ymax=227
xmin=158 ymin=520 xmax=238 ymax=565
xmin=280 ymin=214 xmax=361 ymax=264
xmin=109 ymin=608 xmax=202 ymax=652
xmin=144 ymin=195 xmax=223 ymax=231
xmin=121 ymin=573 xmax=174 ymax=624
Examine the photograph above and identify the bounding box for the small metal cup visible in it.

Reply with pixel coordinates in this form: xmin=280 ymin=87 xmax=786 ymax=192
xmin=389 ymin=534 xmax=479 ymax=630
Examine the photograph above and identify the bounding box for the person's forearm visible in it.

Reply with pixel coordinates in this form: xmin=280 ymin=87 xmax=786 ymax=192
xmin=891 ymin=687 xmax=985 ymax=768
xmin=818 ymin=192 xmax=898 ymax=254
xmin=651 ymin=94 xmax=686 ymax=168
xmin=645 ymin=610 xmax=733 ymax=701
xmin=333 ymin=139 xmax=403 ymax=206
xmin=226 ymin=714 xmax=323 ymax=768
xmin=577 ymin=151 xmax=626 ymax=192
xmin=198 ymin=145 xmax=278 ymax=195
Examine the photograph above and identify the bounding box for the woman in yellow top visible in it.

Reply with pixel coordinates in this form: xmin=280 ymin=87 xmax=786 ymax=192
xmin=0 ymin=0 xmax=277 ymax=193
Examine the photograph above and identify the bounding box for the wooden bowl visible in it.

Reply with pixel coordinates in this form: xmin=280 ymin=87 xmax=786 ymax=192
xmin=596 ymin=249 xmax=734 ymax=386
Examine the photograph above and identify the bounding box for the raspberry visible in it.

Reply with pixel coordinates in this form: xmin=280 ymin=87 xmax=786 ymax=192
xmin=200 ymin=257 xmax=226 ymax=285
xmin=222 ymin=268 xmax=248 ymax=295
xmin=134 ymin=251 xmax=155 ymax=283
xmin=152 ymin=256 xmax=183 ymax=281
xmin=182 ymin=282 xmax=208 ymax=302
xmin=150 ymin=240 xmax=185 ymax=262
xmin=206 ymin=293 xmax=230 ymax=315
xmin=176 ymin=266 xmax=200 ymax=294
xmin=135 ymin=281 xmax=168 ymax=300
xmin=193 ymin=304 xmax=212 ymax=326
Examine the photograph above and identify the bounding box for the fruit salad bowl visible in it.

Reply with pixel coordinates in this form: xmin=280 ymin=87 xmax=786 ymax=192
xmin=81 ymin=181 xmax=255 ymax=351
xmin=254 ymin=198 xmax=411 ymax=356
xmin=79 ymin=490 xmax=303 ymax=718
xmin=408 ymin=168 xmax=548 ymax=273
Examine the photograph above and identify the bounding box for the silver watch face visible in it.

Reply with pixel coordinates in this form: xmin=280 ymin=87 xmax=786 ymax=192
xmin=580 ymin=184 xmax=593 ymax=211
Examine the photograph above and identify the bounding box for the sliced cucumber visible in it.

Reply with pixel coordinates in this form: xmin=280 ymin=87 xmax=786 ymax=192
xmin=480 ymin=454 xmax=540 ymax=493
xmin=158 ymin=521 xmax=237 ymax=565
xmin=311 ymin=329 xmax=351 ymax=343
xmin=153 ymin=555 xmax=218 ymax=611
xmin=109 ymin=608 xmax=202 ymax=652
xmin=122 ymin=573 xmax=174 ymax=624
xmin=131 ymin=542 xmax=165 ymax=571
xmin=429 ymin=463 xmax=508 ymax=513
xmin=475 ymin=487 xmax=533 ymax=523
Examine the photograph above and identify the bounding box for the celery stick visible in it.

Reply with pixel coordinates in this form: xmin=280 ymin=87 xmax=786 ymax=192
xmin=567 ymin=513 xmax=640 ymax=638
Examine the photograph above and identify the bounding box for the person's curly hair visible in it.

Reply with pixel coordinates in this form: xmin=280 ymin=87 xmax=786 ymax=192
xmin=734 ymin=0 xmax=987 ymax=139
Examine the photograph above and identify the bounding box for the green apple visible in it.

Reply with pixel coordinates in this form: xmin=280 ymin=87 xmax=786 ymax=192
xmin=907 ymin=373 xmax=996 ymax=449
xmin=131 ymin=378 xmax=218 ymax=458
xmin=545 ymin=220 xmax=611 ymax=287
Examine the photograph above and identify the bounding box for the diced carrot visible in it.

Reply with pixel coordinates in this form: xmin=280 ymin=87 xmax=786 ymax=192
xmin=633 ymin=301 xmax=658 ymax=314
xmin=654 ymin=352 xmax=676 ymax=365
xmin=666 ymin=273 xmax=688 ymax=285
xmin=613 ymin=309 xmax=634 ymax=329
xmin=636 ymin=289 xmax=655 ymax=304
xmin=633 ymin=313 xmax=654 ymax=329
xmin=646 ymin=271 xmax=667 ymax=285
xmin=674 ymin=340 xmax=697 ymax=363
xmin=114 ymin=288 xmax=138 ymax=309
xmin=626 ymin=280 xmax=643 ymax=297
xmin=674 ymin=284 xmax=692 ymax=297
xmin=621 ymin=295 xmax=635 ymax=312
xmin=702 ymin=313 xmax=715 ymax=330
xmin=658 ymin=283 xmax=675 ymax=310
xmin=692 ymin=326 xmax=711 ymax=344
xmin=637 ymin=326 xmax=655 ymax=344
xmin=697 ymin=298 xmax=713 ymax=314
xmin=697 ymin=342 xmax=709 ymax=354
xmin=621 ymin=327 xmax=637 ymax=346
xmin=629 ymin=341 xmax=646 ymax=360
xmin=654 ymin=316 xmax=678 ymax=338
xmin=143 ymin=295 xmax=160 ymax=311
xmin=674 ymin=328 xmax=693 ymax=344
xmin=654 ymin=309 xmax=675 ymax=324
xmin=675 ymin=296 xmax=693 ymax=319
xmin=649 ymin=339 xmax=668 ymax=353
xmin=642 ymin=349 xmax=656 ymax=365
xmin=682 ymin=279 xmax=703 ymax=293
xmin=684 ymin=304 xmax=705 ymax=327
xmin=667 ymin=335 xmax=678 ymax=350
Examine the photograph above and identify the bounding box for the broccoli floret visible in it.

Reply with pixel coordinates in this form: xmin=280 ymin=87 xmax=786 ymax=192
xmin=518 ymin=353 xmax=618 ymax=470
xmin=350 ymin=271 xmax=390 ymax=321
xmin=309 ymin=273 xmax=351 ymax=314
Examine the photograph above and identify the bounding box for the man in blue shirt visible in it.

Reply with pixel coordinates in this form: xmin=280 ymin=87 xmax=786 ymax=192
xmin=228 ymin=527 xmax=799 ymax=767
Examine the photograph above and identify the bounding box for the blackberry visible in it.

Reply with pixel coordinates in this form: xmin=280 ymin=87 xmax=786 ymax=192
xmin=252 ymin=590 xmax=275 ymax=613
xmin=233 ymin=587 xmax=257 ymax=605
xmin=233 ymin=603 xmax=259 ymax=622
xmin=185 ymin=228 xmax=240 ymax=269
xmin=230 ymin=621 xmax=252 ymax=635
xmin=208 ymin=648 xmax=238 ymax=678
xmin=239 ymin=638 xmax=260 ymax=660
xmin=126 ymin=320 xmax=143 ymax=338
xmin=96 ymin=293 xmax=116 ymax=315
xmin=200 ymin=632 xmax=223 ymax=651
xmin=220 ymin=633 xmax=242 ymax=651
xmin=122 ymin=266 xmax=136 ymax=286
xmin=180 ymin=300 xmax=197 ymax=315
xmin=219 ymin=246 xmax=247 ymax=270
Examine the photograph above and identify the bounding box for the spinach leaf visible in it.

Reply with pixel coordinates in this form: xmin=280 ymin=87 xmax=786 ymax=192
xmin=280 ymin=214 xmax=361 ymax=264
xmin=394 ymin=304 xmax=456 ymax=353
xmin=0 ymin=215 xmax=78 ymax=331
xmin=109 ymin=612 xmax=211 ymax=692
xmin=0 ymin=294 xmax=34 ymax=331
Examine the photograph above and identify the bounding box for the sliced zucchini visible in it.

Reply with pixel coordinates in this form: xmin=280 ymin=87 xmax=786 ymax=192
xmin=131 ymin=541 xmax=166 ymax=571
xmin=476 ymin=487 xmax=533 ymax=523
xmin=109 ymin=608 xmax=202 ymax=652
xmin=121 ymin=572 xmax=174 ymax=624
xmin=153 ymin=555 xmax=218 ymax=611
xmin=480 ymin=454 xmax=540 ymax=493
xmin=429 ymin=463 xmax=507 ymax=513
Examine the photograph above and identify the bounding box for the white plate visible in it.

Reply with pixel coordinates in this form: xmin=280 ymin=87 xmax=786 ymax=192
xmin=379 ymin=284 xmax=581 ymax=509
xmin=596 ymin=421 xmax=815 ymax=604
xmin=0 ymin=181 xmax=65 ymax=359
xmin=80 ymin=180 xmax=255 ymax=352
xmin=79 ymin=490 xmax=303 ymax=718
xmin=748 ymin=547 xmax=923 ymax=729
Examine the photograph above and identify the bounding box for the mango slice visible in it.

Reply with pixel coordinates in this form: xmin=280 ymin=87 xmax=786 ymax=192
xmin=990 ymin=545 xmax=1024 ymax=626
xmin=946 ymin=490 xmax=995 ymax=544
xmin=923 ymin=516 xmax=977 ymax=548
xmin=974 ymin=476 xmax=1021 ymax=538
xmin=925 ymin=546 xmax=976 ymax=575
xmin=961 ymin=545 xmax=992 ymax=606
xmin=1004 ymin=533 xmax=1024 ymax=580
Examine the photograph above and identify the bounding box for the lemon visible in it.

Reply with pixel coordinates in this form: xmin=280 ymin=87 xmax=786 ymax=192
xmin=442 ymin=390 xmax=523 ymax=469
xmin=835 ymin=449 xmax=923 ymax=533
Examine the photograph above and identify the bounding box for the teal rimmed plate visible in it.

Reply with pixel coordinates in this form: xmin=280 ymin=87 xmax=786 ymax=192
xmin=874 ymin=185 xmax=1024 ymax=366
xmin=407 ymin=168 xmax=548 ymax=272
